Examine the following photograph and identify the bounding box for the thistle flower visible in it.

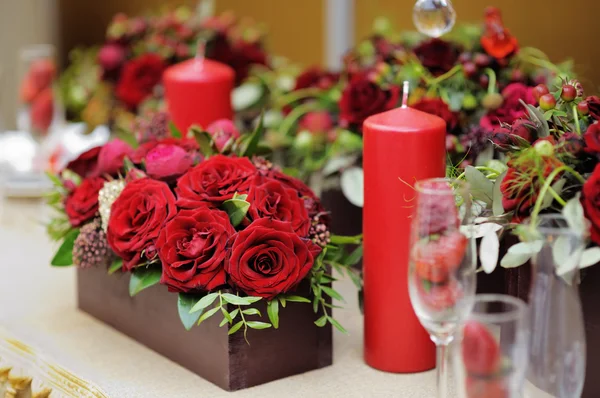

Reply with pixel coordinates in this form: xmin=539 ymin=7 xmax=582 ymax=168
xmin=99 ymin=179 xmax=126 ymax=232
xmin=73 ymin=219 xmax=113 ymax=269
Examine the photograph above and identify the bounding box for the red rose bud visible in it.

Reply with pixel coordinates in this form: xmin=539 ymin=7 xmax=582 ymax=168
xmin=559 ymin=132 xmax=584 ymax=156
xmin=532 ymin=84 xmax=550 ymax=101
xmin=466 ymin=375 xmax=509 ymax=398
xmin=98 ymin=44 xmax=126 ymax=71
xmin=561 ymin=84 xmax=577 ymax=102
xmin=206 ymin=119 xmax=241 ymax=152
xmin=581 ymin=164 xmax=600 ymax=245
xmin=65 ymin=177 xmax=105 ymax=227
xmin=585 ymin=96 xmax=600 ymax=120
xmin=510 ymin=119 xmax=536 ymax=143
xmin=30 ymin=88 xmax=54 ymax=134
xmin=577 ymin=101 xmax=590 ymax=116
xmin=145 ymin=144 xmax=194 ymax=181
xmin=96 ymin=139 xmax=134 ymax=176
xmin=584 ymin=122 xmax=600 ymax=154
xmin=539 ymin=93 xmax=556 ymax=111
xmin=462 ymin=320 xmax=502 ymax=376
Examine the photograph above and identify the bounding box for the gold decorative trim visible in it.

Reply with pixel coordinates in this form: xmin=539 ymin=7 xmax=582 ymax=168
xmin=0 ymin=329 xmax=109 ymax=397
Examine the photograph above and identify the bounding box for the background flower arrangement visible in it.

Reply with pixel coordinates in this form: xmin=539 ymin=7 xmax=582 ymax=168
xmin=260 ymin=7 xmax=572 ymax=205
xmin=45 ymin=114 xmax=362 ymax=337
xmin=59 ymin=5 xmax=269 ymax=134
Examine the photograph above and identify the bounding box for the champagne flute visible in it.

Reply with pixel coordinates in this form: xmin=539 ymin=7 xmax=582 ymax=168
xmin=408 ymin=178 xmax=477 ymax=398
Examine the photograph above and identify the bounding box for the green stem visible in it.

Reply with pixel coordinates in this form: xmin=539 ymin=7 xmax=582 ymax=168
xmin=429 ymin=64 xmax=463 ymax=86
xmin=530 ymin=165 xmax=584 ymax=226
xmin=278 ymin=101 xmax=322 ymax=137
xmin=238 ymin=303 xmax=249 ymax=344
xmin=547 ymin=186 xmax=567 ymax=206
xmin=573 ymin=104 xmax=581 ymax=135
xmin=484 ymin=68 xmax=497 ymax=95
xmin=277 ymin=87 xmax=324 ymax=108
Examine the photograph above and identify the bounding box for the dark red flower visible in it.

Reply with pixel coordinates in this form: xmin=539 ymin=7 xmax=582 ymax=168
xmin=582 ymin=164 xmax=600 ymax=245
xmin=558 ymin=133 xmax=584 ymax=156
xmin=480 ymin=84 xmax=536 ymax=130
xmin=107 ymin=178 xmax=177 ymax=270
xmin=226 ymin=218 xmax=320 ymax=299
xmin=116 ymin=54 xmax=165 ymax=109
xmin=294 ymin=67 xmax=339 ymax=91
xmin=585 ymin=96 xmax=600 ymax=121
xmin=175 ymin=155 xmax=257 ymax=208
xmin=65 ymin=177 xmax=105 ymax=227
xmin=413 ymin=38 xmax=459 ymax=76
xmin=510 ymin=119 xmax=536 ymax=143
xmin=158 ymin=207 xmax=234 ymax=292
xmin=209 ymin=33 xmax=268 ymax=85
xmin=411 ymin=98 xmax=458 ymax=132
xmin=247 ymin=176 xmax=310 ymax=236
xmin=584 ymin=123 xmax=600 ymax=154
xmin=96 ymin=139 xmax=134 ymax=177
xmin=339 ymin=74 xmax=400 ymax=128
xmin=64 ymin=146 xmax=101 ymax=178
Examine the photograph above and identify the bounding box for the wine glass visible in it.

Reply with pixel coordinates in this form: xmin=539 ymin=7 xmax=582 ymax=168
xmin=408 ymin=178 xmax=477 ymax=398
xmin=453 ymin=294 xmax=529 ymax=398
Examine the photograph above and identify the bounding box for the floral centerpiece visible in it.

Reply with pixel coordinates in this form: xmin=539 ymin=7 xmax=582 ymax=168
xmin=59 ymin=5 xmax=269 ymax=133
xmin=45 ymin=115 xmax=361 ymax=338
xmin=262 ymin=7 xmax=571 ymax=206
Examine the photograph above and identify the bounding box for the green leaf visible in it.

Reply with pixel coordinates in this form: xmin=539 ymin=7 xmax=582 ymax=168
xmin=314 ymin=315 xmax=327 ymax=327
xmin=267 ymin=300 xmax=279 ymax=329
xmin=45 ymin=171 xmax=65 ymax=189
xmin=128 ymin=267 xmax=162 ymax=296
xmin=242 ymin=308 xmax=261 ymax=316
xmin=219 ymin=317 xmax=229 ymax=327
xmin=108 ymin=258 xmax=123 ymax=275
xmin=178 ymin=293 xmax=203 ymax=331
xmin=246 ymin=321 xmax=272 ymax=330
xmin=228 ymin=321 xmax=244 ymax=335
xmin=522 ymin=102 xmax=550 ymax=137
xmin=51 ymin=228 xmax=80 ymax=266
xmin=329 ymin=234 xmax=362 ymax=245
xmin=343 ymin=245 xmax=363 ymax=266
xmin=321 ymin=286 xmax=344 ymax=302
xmin=221 ymin=307 xmax=233 ymax=323
xmin=329 ymin=317 xmax=348 ymax=333
xmin=190 ymin=292 xmax=219 ymax=313
xmin=241 ymin=112 xmax=264 ymax=157
xmin=232 ymin=192 xmax=248 ymax=201
xmin=122 ymin=156 xmax=135 ymax=172
xmin=221 ymin=293 xmax=257 ymax=305
xmin=198 ymin=306 xmax=220 ymax=324
xmin=492 ymin=171 xmax=507 ymax=217
xmin=169 ymin=121 xmax=182 ymax=138
xmin=191 ymin=126 xmax=215 ymax=157
xmin=221 ymin=198 xmax=250 ymax=227
xmin=465 ymin=166 xmax=494 ymax=205
xmin=279 ymin=297 xmax=287 ymax=307
xmin=229 ymin=309 xmax=240 ymax=319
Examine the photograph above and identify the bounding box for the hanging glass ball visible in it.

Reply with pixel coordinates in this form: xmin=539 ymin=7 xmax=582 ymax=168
xmin=413 ymin=0 xmax=456 ymax=38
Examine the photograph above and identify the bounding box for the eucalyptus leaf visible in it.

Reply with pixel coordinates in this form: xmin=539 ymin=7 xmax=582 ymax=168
xmin=465 ymin=166 xmax=494 ymax=205
xmin=500 ymin=251 xmax=531 ymax=268
xmin=461 ymin=223 xmax=502 ymax=239
xmin=322 ymin=155 xmax=358 ymax=176
xmin=314 ymin=315 xmax=327 ymax=327
xmin=283 ymin=295 xmax=311 ymax=303
xmin=178 ymin=293 xmax=203 ymax=331
xmin=554 ymin=235 xmax=580 ymax=277
xmin=475 ymin=145 xmax=494 ymax=167
xmin=222 ymin=198 xmax=250 ymax=227
xmin=221 ymin=293 xmax=254 ymax=305
xmin=480 ymin=230 xmax=500 ymax=274
xmin=190 ymin=292 xmax=218 ymax=313
xmin=267 ymin=300 xmax=280 ymax=329
xmin=492 ymin=171 xmax=507 ymax=217
xmin=232 ymin=83 xmax=263 ymax=111
xmin=129 ymin=267 xmax=162 ymax=296
xmin=228 ymin=321 xmax=244 ymax=335
xmin=246 ymin=321 xmax=272 ymax=330
xmin=51 ymin=228 xmax=80 ymax=266
xmin=562 ymin=195 xmax=586 ymax=235
xmin=340 ymin=167 xmax=364 ymax=207
xmin=198 ymin=306 xmax=220 ymax=324
xmin=579 ymin=247 xmax=600 ymax=269
xmin=508 ymin=241 xmax=543 ymax=255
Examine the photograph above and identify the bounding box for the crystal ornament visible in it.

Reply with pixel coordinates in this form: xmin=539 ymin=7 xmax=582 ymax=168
xmin=413 ymin=0 xmax=456 ymax=38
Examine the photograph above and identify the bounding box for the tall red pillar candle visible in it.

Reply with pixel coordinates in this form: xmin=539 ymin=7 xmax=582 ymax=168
xmin=163 ymin=57 xmax=234 ymax=133
xmin=363 ymin=88 xmax=446 ymax=372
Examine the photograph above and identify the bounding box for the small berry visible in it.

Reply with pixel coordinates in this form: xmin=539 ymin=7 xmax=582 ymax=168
xmin=539 ymin=93 xmax=556 ymax=111
xmin=463 ymin=62 xmax=477 ymax=79
xmin=458 ymin=52 xmax=473 ymax=64
xmin=462 ymin=94 xmax=478 ymax=110
xmin=479 ymin=74 xmax=490 ymax=88
xmin=577 ymin=101 xmax=590 ymax=116
xmin=482 ymin=93 xmax=504 ymax=110
xmin=474 ymin=53 xmax=491 ymax=68
xmin=510 ymin=69 xmax=525 ymax=82
xmin=534 ymin=139 xmax=555 ymax=157
xmin=561 ymin=84 xmax=577 ymax=102
xmin=533 ymin=84 xmax=550 ymax=101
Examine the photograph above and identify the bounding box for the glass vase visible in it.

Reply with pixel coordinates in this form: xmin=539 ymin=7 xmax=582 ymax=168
xmin=527 ymin=214 xmax=588 ymax=398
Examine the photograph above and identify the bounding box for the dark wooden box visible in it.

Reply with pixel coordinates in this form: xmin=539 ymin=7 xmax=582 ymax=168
xmin=77 ymin=267 xmax=332 ymax=391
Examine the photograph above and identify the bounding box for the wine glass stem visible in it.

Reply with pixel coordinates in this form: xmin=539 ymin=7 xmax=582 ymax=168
xmin=436 ymin=343 xmax=448 ymax=398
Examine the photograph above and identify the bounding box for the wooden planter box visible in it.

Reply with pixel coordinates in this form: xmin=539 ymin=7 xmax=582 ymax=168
xmin=77 ymin=267 xmax=332 ymax=391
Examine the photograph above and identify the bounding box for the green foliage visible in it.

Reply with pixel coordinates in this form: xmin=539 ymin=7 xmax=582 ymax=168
xmin=191 ymin=126 xmax=216 ymax=158
xmin=177 ymin=293 xmax=203 ymax=331
xmin=50 ymin=228 xmax=80 ymax=266
xmin=108 ymin=259 xmax=123 ymax=275
xmin=169 ymin=121 xmax=182 ymax=138
xmin=129 ymin=266 xmax=162 ymax=296
xmin=267 ymin=299 xmax=279 ymax=329
xmin=221 ymin=196 xmax=251 ymax=227
xmin=240 ymin=112 xmax=264 ymax=157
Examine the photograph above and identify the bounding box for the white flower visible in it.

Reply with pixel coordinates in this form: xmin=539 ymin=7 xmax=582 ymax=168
xmin=99 ymin=179 xmax=126 ymax=232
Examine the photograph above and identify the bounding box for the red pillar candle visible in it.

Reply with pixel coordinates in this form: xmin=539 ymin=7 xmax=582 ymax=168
xmin=363 ymin=86 xmax=446 ymax=373
xmin=163 ymin=56 xmax=234 ymax=133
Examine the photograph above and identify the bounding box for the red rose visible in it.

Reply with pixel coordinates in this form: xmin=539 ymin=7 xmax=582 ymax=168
xmin=206 ymin=119 xmax=241 ymax=152
xmin=175 ymin=155 xmax=257 ymax=208
xmin=158 ymin=207 xmax=234 ymax=292
xmin=96 ymin=139 xmax=133 ymax=176
xmin=65 ymin=177 xmax=105 ymax=227
xmin=107 ymin=178 xmax=177 ymax=270
xmin=294 ymin=67 xmax=339 ymax=91
xmin=131 ymin=138 xmax=199 ymax=164
xmin=480 ymin=84 xmax=536 ymax=130
xmin=248 ymin=176 xmax=310 ymax=236
xmin=145 ymin=144 xmax=194 ymax=181
xmin=585 ymin=96 xmax=600 ymax=121
xmin=412 ymin=98 xmax=458 ymax=132
xmin=339 ymin=74 xmax=400 ymax=128
xmin=116 ymin=54 xmax=165 ymax=109
xmin=226 ymin=218 xmax=320 ymax=299
xmin=65 ymin=146 xmax=101 ymax=178
xmin=581 ymin=164 xmax=600 ymax=245
xmin=268 ymin=170 xmax=329 ymax=224
xmin=413 ymin=38 xmax=459 ymax=76
xmin=584 ymin=123 xmax=600 ymax=154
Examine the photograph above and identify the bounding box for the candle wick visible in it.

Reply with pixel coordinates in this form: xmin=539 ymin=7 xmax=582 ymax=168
xmin=401 ymin=81 xmax=409 ymax=108
xmin=195 ymin=39 xmax=207 ymax=63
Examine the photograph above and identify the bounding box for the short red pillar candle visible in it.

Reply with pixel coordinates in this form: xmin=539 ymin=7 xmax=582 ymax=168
xmin=163 ymin=56 xmax=234 ymax=133
xmin=362 ymin=87 xmax=446 ymax=373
